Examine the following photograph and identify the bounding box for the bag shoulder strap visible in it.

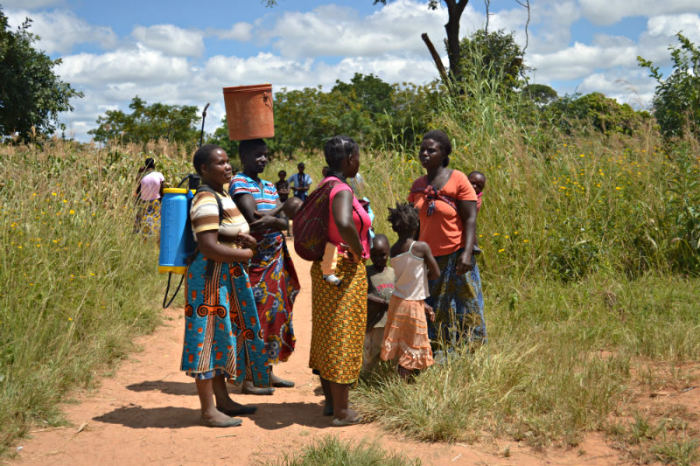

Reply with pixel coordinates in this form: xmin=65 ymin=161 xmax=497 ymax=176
xmin=195 ymin=184 xmax=224 ymax=225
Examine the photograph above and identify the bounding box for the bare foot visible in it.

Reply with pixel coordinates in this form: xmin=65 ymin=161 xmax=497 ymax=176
xmin=331 ymin=408 xmax=360 ymax=426
xmin=200 ymin=410 xmax=242 ymax=427
xmin=241 ymin=380 xmax=274 ymax=395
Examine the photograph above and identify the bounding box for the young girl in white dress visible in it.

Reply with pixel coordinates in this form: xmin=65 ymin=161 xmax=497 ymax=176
xmin=380 ymin=203 xmax=440 ymax=379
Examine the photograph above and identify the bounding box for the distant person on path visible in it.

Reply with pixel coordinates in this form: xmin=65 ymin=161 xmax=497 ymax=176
xmin=310 ymin=136 xmax=371 ymax=425
xmin=134 ymin=157 xmax=164 ymax=236
xmin=276 ymin=170 xmax=290 ymax=203
xmin=289 ymin=162 xmax=312 ymax=201
xmin=408 ymin=130 xmax=486 ymax=346
xmin=182 ymin=144 xmax=266 ymax=427
xmin=362 ymin=234 xmax=394 ymax=372
xmin=380 ymin=203 xmax=439 ymax=378
xmin=275 ymin=170 xmax=291 ymax=236
xmin=231 ymin=139 xmax=300 ymax=395
xmin=468 ymin=170 xmax=486 ymax=255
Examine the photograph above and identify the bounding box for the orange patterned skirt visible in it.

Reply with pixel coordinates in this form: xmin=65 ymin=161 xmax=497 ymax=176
xmin=309 ymin=256 xmax=367 ymax=384
xmin=380 ymin=295 xmax=434 ymax=370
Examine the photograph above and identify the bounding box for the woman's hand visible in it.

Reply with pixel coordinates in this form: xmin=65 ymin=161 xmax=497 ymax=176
xmin=346 ymin=247 xmax=363 ymax=264
xmin=237 ymin=248 xmax=254 ymax=262
xmin=456 ymin=250 xmax=474 ymax=275
xmin=236 ymin=232 xmax=257 ymax=249
xmin=424 ymin=303 xmax=435 ymax=322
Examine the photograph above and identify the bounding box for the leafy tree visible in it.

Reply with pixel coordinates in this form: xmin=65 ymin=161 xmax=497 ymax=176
xmin=206 ymin=117 xmax=238 ymax=162
xmin=89 ymin=96 xmax=200 ymax=146
xmin=332 ymin=73 xmax=394 ymax=115
xmin=638 ymin=33 xmax=700 ymax=140
xmin=522 ymin=83 xmax=558 ymax=106
xmin=545 ymin=92 xmax=649 ymax=136
xmin=0 ymin=9 xmax=82 ymax=140
xmin=459 ymin=29 xmax=525 ymax=93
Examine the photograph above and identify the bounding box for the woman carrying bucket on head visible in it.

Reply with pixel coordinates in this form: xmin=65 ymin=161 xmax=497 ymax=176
xmin=223 ymin=84 xmax=299 ymax=394
xmin=230 ymin=139 xmax=300 ymax=395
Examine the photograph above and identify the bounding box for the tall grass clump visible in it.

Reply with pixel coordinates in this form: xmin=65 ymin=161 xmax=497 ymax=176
xmin=263 ymin=436 xmax=421 ymax=466
xmin=0 ymin=140 xmax=191 ymax=454
xmin=344 ymin=77 xmax=699 ymax=447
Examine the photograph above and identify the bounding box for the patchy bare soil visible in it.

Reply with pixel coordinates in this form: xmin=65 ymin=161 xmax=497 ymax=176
xmin=8 ymin=243 xmax=698 ymax=466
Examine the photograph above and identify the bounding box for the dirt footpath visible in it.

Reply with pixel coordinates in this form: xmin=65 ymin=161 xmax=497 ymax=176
xmin=10 ymin=242 xmax=628 ymax=466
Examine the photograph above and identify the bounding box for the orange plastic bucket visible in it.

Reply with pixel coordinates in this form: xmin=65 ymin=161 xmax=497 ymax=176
xmin=223 ymin=84 xmax=275 ymax=141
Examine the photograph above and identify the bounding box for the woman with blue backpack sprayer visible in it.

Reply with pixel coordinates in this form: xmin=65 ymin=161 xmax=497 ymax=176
xmin=181 ymin=144 xmax=270 ymax=427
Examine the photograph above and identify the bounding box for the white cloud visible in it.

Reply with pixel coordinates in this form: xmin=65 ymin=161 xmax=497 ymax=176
xmin=131 ymin=24 xmax=204 ymax=57
xmin=266 ymin=0 xmax=447 ymax=58
xmin=579 ymin=69 xmax=656 ymax=107
xmin=211 ymin=22 xmax=254 ymax=41
xmin=204 ymin=53 xmax=315 ymax=87
xmin=646 ymin=13 xmax=700 ymax=43
xmin=5 ymin=9 xmax=117 ymax=54
xmin=58 ymin=44 xmax=191 ymax=85
xmin=529 ymin=40 xmax=639 ymax=80
xmin=579 ymin=0 xmax=700 ymax=26
xmin=527 ymin=1 xmax=581 ymax=53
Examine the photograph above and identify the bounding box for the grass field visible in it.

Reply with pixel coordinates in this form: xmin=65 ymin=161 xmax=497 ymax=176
xmin=1 ymin=99 xmax=699 ymax=462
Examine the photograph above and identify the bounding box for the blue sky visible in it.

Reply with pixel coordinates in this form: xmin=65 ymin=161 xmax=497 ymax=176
xmin=5 ymin=0 xmax=700 ymax=140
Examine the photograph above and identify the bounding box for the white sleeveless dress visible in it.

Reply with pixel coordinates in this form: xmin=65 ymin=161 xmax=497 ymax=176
xmin=380 ymin=242 xmax=434 ymax=370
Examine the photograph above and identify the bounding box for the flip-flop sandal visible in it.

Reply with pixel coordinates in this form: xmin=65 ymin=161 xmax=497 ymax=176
xmin=331 ymin=415 xmax=360 ymax=426
xmin=241 ymin=385 xmax=275 ymax=395
xmin=200 ymin=416 xmax=243 ymax=427
xmin=217 ymin=404 xmax=257 ymax=416
xmin=272 ymin=379 xmax=295 ymax=388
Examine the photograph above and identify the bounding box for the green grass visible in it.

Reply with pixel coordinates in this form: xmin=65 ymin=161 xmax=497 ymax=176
xmin=354 ymin=274 xmax=700 ymax=448
xmin=0 ymin=141 xmax=193 ymax=454
xmin=1 ymin=87 xmax=698 ymax=460
xmin=606 ymin=408 xmax=699 ymax=465
xmin=262 ymin=436 xmax=421 ymax=466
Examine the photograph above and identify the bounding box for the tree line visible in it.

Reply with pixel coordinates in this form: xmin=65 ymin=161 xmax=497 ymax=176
xmin=1 ymin=5 xmax=698 ymax=149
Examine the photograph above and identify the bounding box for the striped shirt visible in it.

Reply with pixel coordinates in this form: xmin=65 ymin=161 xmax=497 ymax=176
xmin=190 ymin=190 xmax=249 ymax=246
xmin=230 ymin=173 xmax=278 ymax=212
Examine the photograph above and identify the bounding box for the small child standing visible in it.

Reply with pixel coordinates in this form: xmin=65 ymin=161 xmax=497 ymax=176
xmin=381 ymin=203 xmax=440 ymax=379
xmin=276 ymin=170 xmax=290 ymax=203
xmin=363 ymin=234 xmax=395 ymax=371
xmin=468 ymin=171 xmax=486 ymax=255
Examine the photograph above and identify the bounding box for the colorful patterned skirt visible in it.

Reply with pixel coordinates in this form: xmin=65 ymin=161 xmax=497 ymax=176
xmin=426 ymin=249 xmax=486 ymax=346
xmin=181 ymin=253 xmax=270 ymax=387
xmin=248 ymin=232 xmax=300 ymax=364
xmin=309 ymin=256 xmax=367 ymax=384
xmin=381 ymin=295 xmax=434 ymax=370
xmin=134 ymin=199 xmax=161 ymax=236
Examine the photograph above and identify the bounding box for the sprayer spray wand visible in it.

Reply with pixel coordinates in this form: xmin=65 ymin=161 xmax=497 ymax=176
xmin=162 ymin=102 xmax=210 ymax=309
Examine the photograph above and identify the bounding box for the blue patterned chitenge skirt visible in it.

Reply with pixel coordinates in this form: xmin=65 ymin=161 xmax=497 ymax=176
xmin=181 ymin=253 xmax=270 ymax=387
xmin=426 ymin=248 xmax=486 ymax=346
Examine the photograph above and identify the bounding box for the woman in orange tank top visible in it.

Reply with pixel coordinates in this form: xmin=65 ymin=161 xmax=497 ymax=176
xmin=407 ymin=130 xmax=486 ymax=347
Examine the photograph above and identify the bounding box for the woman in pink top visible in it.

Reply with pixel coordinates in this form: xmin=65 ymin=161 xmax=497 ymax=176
xmin=309 ymin=136 xmax=371 ymax=426
xmin=408 ymin=130 xmax=486 ymax=346
xmin=134 ymin=157 xmax=164 ymax=237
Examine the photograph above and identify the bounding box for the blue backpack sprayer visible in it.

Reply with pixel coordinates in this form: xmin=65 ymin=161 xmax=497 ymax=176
xmin=159 ymin=103 xmax=211 ymax=308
